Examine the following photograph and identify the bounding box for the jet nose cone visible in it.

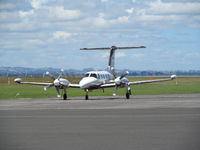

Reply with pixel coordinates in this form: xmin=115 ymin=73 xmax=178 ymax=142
xmin=79 ymin=77 xmax=97 ymax=89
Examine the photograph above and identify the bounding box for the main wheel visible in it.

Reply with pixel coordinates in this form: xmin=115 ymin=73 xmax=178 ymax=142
xmin=126 ymin=93 xmax=130 ymax=99
xmin=63 ymin=93 xmax=67 ymax=100
xmin=85 ymin=95 xmax=88 ymax=100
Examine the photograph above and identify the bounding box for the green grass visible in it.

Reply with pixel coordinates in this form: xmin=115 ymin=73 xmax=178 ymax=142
xmin=0 ymin=76 xmax=200 ymax=99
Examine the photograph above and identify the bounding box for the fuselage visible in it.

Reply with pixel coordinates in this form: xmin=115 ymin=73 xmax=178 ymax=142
xmin=79 ymin=71 xmax=114 ymax=90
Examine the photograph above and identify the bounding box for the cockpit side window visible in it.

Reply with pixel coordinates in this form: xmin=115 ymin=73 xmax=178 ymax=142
xmin=85 ymin=73 xmax=89 ymax=77
xmin=90 ymin=73 xmax=97 ymax=78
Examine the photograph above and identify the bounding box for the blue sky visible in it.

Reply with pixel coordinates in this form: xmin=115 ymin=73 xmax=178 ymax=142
xmin=0 ymin=0 xmax=200 ymax=70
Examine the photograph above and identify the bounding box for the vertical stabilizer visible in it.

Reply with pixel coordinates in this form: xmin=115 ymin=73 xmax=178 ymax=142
xmin=107 ymin=46 xmax=117 ymax=76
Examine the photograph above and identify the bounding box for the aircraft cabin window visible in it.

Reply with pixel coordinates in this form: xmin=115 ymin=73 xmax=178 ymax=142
xmin=90 ymin=73 xmax=97 ymax=78
xmin=97 ymin=74 xmax=100 ymax=79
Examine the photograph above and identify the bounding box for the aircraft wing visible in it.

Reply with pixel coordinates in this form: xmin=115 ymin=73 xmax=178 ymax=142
xmin=100 ymin=83 xmax=116 ymax=88
xmin=100 ymin=75 xmax=176 ymax=88
xmin=128 ymin=75 xmax=176 ymax=86
xmin=15 ymin=79 xmax=53 ymax=86
xmin=68 ymin=84 xmax=81 ymax=88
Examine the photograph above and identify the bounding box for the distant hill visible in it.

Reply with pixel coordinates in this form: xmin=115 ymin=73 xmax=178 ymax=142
xmin=0 ymin=67 xmax=200 ymax=77
xmin=0 ymin=67 xmax=88 ymax=77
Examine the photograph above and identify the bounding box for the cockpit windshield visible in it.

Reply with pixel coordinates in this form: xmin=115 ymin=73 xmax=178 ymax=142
xmin=85 ymin=73 xmax=97 ymax=78
xmin=90 ymin=73 xmax=97 ymax=78
xmin=85 ymin=73 xmax=89 ymax=77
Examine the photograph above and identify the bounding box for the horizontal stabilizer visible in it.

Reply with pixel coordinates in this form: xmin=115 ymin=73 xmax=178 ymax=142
xmin=80 ymin=46 xmax=146 ymax=50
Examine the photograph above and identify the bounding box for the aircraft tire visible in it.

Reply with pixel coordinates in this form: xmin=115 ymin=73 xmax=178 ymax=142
xmin=126 ymin=93 xmax=130 ymax=99
xmin=85 ymin=95 xmax=88 ymax=100
xmin=63 ymin=93 xmax=67 ymax=100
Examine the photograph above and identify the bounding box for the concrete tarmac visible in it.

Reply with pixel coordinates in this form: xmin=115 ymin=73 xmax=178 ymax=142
xmin=0 ymin=94 xmax=200 ymax=150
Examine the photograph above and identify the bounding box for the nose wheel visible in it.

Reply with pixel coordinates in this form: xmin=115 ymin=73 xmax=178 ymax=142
xmin=85 ymin=95 xmax=88 ymax=100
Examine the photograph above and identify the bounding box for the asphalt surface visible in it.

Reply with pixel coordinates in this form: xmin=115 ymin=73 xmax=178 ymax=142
xmin=0 ymin=94 xmax=200 ymax=150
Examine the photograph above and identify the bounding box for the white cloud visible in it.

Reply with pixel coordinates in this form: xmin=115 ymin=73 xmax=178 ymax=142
xmin=139 ymin=14 xmax=184 ymax=22
xmin=147 ymin=0 xmax=200 ymax=14
xmin=30 ymin=0 xmax=49 ymax=9
xmin=92 ymin=15 xmax=129 ymax=27
xmin=19 ymin=10 xmax=35 ymax=17
xmin=116 ymin=52 xmax=126 ymax=58
xmin=47 ymin=6 xmax=81 ymax=20
xmin=0 ymin=12 xmax=19 ymax=22
xmin=130 ymin=0 xmax=200 ymax=26
xmin=101 ymin=52 xmax=126 ymax=59
xmin=53 ymin=31 xmax=72 ymax=39
xmin=93 ymin=17 xmax=108 ymax=27
xmin=101 ymin=52 xmax=110 ymax=58
xmin=101 ymin=0 xmax=108 ymax=3
xmin=132 ymin=53 xmax=144 ymax=57
xmin=0 ymin=3 xmax=16 ymax=10
xmin=111 ymin=16 xmax=129 ymax=24
xmin=126 ymin=8 xmax=134 ymax=14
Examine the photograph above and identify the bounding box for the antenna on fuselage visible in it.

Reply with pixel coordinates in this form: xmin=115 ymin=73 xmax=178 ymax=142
xmin=80 ymin=45 xmax=146 ymax=76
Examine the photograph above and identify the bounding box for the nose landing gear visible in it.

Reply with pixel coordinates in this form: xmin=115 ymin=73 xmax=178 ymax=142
xmin=85 ymin=89 xmax=89 ymax=100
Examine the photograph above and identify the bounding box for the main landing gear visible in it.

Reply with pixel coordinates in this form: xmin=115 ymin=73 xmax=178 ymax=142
xmin=63 ymin=88 xmax=67 ymax=100
xmin=85 ymin=89 xmax=89 ymax=100
xmin=125 ymin=86 xmax=132 ymax=99
xmin=63 ymin=93 xmax=67 ymax=100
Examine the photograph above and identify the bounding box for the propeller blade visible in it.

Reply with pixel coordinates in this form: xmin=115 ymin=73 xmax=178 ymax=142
xmin=44 ymin=84 xmax=54 ymax=91
xmin=120 ymin=71 xmax=129 ymax=80
xmin=45 ymin=72 xmax=56 ymax=80
xmin=55 ymin=87 xmax=61 ymax=97
xmin=113 ymin=86 xmax=117 ymax=96
xmin=57 ymin=69 xmax=66 ymax=79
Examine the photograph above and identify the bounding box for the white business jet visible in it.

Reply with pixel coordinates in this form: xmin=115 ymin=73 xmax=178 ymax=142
xmin=14 ymin=46 xmax=176 ymax=100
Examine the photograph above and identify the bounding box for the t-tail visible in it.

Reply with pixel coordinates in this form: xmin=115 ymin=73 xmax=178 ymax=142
xmin=80 ymin=45 xmax=146 ymax=76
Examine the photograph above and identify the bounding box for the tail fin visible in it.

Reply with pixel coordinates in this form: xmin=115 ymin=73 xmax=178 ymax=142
xmin=107 ymin=48 xmax=116 ymax=76
xmin=80 ymin=45 xmax=146 ymax=76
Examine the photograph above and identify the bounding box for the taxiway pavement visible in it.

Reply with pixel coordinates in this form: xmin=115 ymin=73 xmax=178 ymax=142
xmin=0 ymin=94 xmax=200 ymax=150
